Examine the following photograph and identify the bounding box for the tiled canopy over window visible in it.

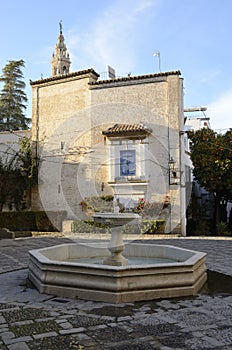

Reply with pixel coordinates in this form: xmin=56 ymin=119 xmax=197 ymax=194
xmin=102 ymin=123 xmax=151 ymax=138
xmin=102 ymin=122 xmax=151 ymax=179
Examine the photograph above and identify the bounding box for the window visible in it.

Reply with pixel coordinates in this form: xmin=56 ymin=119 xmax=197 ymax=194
xmin=120 ymin=150 xmax=136 ymax=176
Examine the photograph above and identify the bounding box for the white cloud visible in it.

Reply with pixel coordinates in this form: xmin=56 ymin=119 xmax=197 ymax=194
xmin=32 ymin=45 xmax=54 ymax=66
xmin=134 ymin=0 xmax=154 ymax=13
xmin=208 ymin=89 xmax=232 ymax=131
xmin=200 ymin=69 xmax=220 ymax=84
xmin=67 ymin=0 xmax=157 ymax=76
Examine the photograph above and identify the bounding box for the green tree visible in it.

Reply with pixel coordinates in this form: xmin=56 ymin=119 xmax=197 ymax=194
xmin=0 ymin=137 xmax=37 ymax=211
xmin=188 ymin=128 xmax=232 ymax=233
xmin=0 ymin=60 xmax=30 ymax=131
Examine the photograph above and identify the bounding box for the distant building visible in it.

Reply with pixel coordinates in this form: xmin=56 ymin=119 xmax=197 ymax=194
xmin=185 ymin=107 xmax=211 ymax=130
xmin=184 ymin=107 xmax=214 ymax=233
xmin=51 ymin=21 xmax=71 ymax=76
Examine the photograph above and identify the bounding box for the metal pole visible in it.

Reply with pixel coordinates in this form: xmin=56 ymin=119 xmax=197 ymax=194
xmin=158 ymin=52 xmax=161 ymax=72
xmin=153 ymin=52 xmax=161 ymax=72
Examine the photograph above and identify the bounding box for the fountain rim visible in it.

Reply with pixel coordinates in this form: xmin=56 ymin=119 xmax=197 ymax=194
xmin=29 ymin=242 xmax=206 ymax=271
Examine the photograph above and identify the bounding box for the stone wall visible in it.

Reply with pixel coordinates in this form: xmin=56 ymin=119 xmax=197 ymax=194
xmin=31 ymin=72 xmax=97 ymax=143
xmin=30 ymin=71 xmax=185 ymax=234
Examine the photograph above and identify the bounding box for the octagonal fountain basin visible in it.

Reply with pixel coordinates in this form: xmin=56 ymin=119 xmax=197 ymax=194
xmin=28 ymin=243 xmax=207 ymax=304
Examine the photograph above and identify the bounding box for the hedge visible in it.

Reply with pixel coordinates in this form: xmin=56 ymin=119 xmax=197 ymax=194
xmin=71 ymin=220 xmax=110 ymax=234
xmin=140 ymin=220 xmax=165 ymax=234
xmin=0 ymin=211 xmax=66 ymax=232
xmin=71 ymin=219 xmax=165 ymax=234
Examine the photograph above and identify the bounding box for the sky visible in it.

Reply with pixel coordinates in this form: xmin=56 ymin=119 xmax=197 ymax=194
xmin=0 ymin=0 xmax=231 ymax=132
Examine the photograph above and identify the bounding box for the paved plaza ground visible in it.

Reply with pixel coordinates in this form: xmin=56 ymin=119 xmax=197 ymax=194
xmin=0 ymin=235 xmax=231 ymax=349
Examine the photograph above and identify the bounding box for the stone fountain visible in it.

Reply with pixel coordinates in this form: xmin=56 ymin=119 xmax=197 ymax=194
xmin=28 ymin=200 xmax=207 ymax=303
xmin=92 ymin=200 xmax=140 ymax=266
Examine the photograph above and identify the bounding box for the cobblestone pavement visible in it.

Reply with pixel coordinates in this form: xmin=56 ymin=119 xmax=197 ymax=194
xmin=0 ymin=235 xmax=231 ymax=349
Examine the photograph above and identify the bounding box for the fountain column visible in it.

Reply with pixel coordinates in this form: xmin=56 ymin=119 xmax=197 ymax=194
xmin=103 ymin=224 xmax=128 ymax=266
xmin=93 ymin=200 xmax=140 ymax=266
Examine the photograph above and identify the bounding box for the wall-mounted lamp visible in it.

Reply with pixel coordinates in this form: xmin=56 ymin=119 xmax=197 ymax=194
xmin=168 ymin=157 xmax=179 ymax=185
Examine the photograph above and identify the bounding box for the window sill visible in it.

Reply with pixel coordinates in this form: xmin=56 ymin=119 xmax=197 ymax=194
xmin=108 ymin=180 xmax=149 ymax=186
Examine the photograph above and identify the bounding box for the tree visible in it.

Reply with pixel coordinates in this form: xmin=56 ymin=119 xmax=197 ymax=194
xmin=0 ymin=137 xmax=37 ymax=211
xmin=187 ymin=128 xmax=232 ymax=233
xmin=0 ymin=60 xmax=30 ymax=131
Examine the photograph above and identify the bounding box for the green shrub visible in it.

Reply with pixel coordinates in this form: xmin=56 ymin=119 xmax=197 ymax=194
xmin=122 ymin=220 xmax=165 ymax=234
xmin=71 ymin=220 xmax=110 ymax=233
xmin=141 ymin=220 xmax=165 ymax=234
xmin=0 ymin=211 xmax=66 ymax=232
xmin=217 ymin=221 xmax=231 ymax=236
xmin=71 ymin=219 xmax=165 ymax=234
xmin=0 ymin=211 xmax=35 ymax=231
xmin=80 ymin=195 xmax=114 ymax=216
xmin=122 ymin=221 xmax=142 ymax=234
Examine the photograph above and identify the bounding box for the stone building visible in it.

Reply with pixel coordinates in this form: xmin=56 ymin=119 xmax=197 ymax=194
xmin=30 ymin=28 xmax=186 ymax=235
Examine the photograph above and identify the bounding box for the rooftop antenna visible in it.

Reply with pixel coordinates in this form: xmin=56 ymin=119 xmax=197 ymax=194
xmin=153 ymin=51 xmax=161 ymax=72
xmin=108 ymin=65 xmax=116 ymax=79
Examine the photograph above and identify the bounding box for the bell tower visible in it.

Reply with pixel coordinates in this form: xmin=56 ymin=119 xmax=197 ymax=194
xmin=51 ymin=21 xmax=71 ymax=76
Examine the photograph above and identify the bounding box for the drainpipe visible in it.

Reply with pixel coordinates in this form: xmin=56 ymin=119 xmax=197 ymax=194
xmin=179 ymin=78 xmax=186 ymax=236
xmin=180 ymin=131 xmax=186 ymax=236
xmin=35 ymin=86 xmax=39 ymax=166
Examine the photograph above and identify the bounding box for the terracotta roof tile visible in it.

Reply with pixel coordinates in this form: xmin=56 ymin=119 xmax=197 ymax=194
xmin=30 ymin=69 xmax=180 ymax=86
xmin=102 ymin=123 xmax=152 ymax=137
xmin=30 ymin=68 xmax=99 ymax=86
xmin=90 ymin=70 xmax=181 ymax=86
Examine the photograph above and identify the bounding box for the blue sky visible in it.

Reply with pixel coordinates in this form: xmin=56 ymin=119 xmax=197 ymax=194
xmin=0 ymin=0 xmax=231 ymax=131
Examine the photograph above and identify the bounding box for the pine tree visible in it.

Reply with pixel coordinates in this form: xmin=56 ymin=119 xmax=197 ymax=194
xmin=0 ymin=60 xmax=30 ymax=131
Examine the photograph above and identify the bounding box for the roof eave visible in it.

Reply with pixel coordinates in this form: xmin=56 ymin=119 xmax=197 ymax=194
xmin=30 ymin=68 xmax=99 ymax=86
xmin=90 ymin=70 xmax=181 ymax=86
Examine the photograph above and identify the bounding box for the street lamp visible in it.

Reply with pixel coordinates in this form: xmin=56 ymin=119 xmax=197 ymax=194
xmin=168 ymin=157 xmax=178 ymax=185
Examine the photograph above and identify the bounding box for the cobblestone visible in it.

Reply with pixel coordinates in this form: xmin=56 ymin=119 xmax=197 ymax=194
xmin=7 ymin=342 xmax=30 ymax=350
xmin=4 ymin=336 xmax=33 ymax=345
xmin=0 ymin=317 xmax=5 ymax=325
xmin=32 ymin=332 xmax=58 ymax=340
xmin=0 ymin=235 xmax=231 ymax=349
xmin=59 ymin=321 xmax=73 ymax=329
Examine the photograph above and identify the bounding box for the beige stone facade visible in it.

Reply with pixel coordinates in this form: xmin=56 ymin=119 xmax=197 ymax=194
xmin=30 ymin=68 xmax=186 ymax=234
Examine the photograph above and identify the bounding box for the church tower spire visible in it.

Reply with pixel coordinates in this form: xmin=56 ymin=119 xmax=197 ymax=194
xmin=51 ymin=21 xmax=71 ymax=76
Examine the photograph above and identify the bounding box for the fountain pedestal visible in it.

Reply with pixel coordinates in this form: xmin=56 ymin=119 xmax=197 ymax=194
xmin=103 ymin=226 xmax=128 ymax=266
xmin=93 ymin=211 xmax=140 ymax=266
